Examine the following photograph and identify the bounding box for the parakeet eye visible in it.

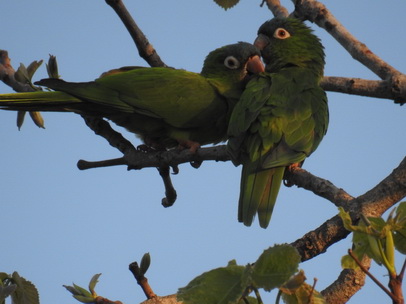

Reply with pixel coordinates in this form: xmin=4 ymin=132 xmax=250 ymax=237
xmin=273 ymin=28 xmax=291 ymax=39
xmin=224 ymin=56 xmax=240 ymax=69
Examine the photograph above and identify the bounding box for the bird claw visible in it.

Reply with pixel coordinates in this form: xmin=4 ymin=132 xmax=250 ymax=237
xmin=190 ymin=160 xmax=203 ymax=169
xmin=283 ymin=163 xmax=302 ymax=187
xmin=177 ymin=139 xmax=201 ymax=153
xmin=137 ymin=144 xmax=154 ymax=152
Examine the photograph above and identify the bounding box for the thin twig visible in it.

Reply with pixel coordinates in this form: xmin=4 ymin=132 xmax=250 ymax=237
xmin=348 ymin=249 xmax=396 ymax=301
xmin=157 ymin=166 xmax=177 ymax=207
xmin=129 ymin=262 xmax=157 ymax=300
xmin=77 ymin=157 xmax=127 ymax=170
xmin=307 ymin=278 xmax=317 ymax=304
xmin=94 ymin=296 xmax=123 ymax=304
xmin=253 ymin=287 xmax=264 ymax=304
xmin=399 ymin=258 xmax=406 ymax=281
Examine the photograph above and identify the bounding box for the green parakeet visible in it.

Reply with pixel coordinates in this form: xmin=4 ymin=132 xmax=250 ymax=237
xmin=0 ymin=42 xmax=264 ymax=150
xmin=228 ymin=18 xmax=329 ymax=228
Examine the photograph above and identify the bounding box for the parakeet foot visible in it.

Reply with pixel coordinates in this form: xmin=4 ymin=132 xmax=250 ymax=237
xmin=177 ymin=139 xmax=201 ymax=153
xmin=284 ymin=163 xmax=302 ymax=187
xmin=137 ymin=144 xmax=154 ymax=152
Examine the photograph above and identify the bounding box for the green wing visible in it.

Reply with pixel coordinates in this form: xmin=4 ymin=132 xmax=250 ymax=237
xmin=228 ymin=68 xmax=328 ymax=228
xmin=0 ymin=42 xmax=262 ymax=149
xmin=37 ymin=68 xmax=224 ymax=129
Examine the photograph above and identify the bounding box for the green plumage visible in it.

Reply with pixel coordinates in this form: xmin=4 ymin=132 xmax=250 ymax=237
xmin=228 ymin=18 xmax=329 ymax=228
xmin=0 ymin=42 xmax=263 ymax=150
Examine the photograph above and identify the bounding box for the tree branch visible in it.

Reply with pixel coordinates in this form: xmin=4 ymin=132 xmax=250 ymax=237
xmin=105 ymin=0 xmax=167 ymax=68
xmin=290 ymin=156 xmax=406 ymax=302
xmin=321 ymin=77 xmax=405 ymax=105
xmin=347 ymin=249 xmax=395 ymax=301
xmin=260 ymin=0 xmax=289 ymax=17
xmin=320 ymin=259 xmax=370 ymax=304
xmin=293 ymin=0 xmax=406 ymax=103
xmin=290 ymin=156 xmax=406 ymax=261
xmin=285 ymin=165 xmax=353 ymax=208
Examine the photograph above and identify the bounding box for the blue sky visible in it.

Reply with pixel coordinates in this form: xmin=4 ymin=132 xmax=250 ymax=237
xmin=1 ymin=1 xmax=405 ymax=303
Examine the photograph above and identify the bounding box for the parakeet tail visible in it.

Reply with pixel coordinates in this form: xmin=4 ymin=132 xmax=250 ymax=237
xmin=0 ymin=91 xmax=81 ymax=112
xmin=238 ymin=165 xmax=285 ymax=228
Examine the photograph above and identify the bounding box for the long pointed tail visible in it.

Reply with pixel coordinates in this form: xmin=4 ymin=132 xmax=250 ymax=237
xmin=238 ymin=165 xmax=285 ymax=228
xmin=0 ymin=91 xmax=81 ymax=112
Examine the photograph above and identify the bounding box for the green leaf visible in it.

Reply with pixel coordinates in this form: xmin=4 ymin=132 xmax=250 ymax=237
xmin=347 ymin=222 xmax=384 ymax=267
xmin=177 ymin=261 xmax=245 ymax=304
xmin=14 ymin=64 xmax=30 ymax=84
xmin=64 ymin=285 xmax=81 ymax=296
xmin=73 ymin=294 xmax=95 ymax=303
xmin=0 ymin=273 xmax=11 ymax=283
xmin=368 ymin=217 xmax=386 ymax=235
xmin=341 ymin=254 xmax=359 ymax=270
xmin=10 ymin=272 xmax=39 ymax=304
xmin=213 ymin=0 xmax=240 ymax=10
xmin=26 ymin=60 xmax=43 ymax=80
xmin=279 ymin=270 xmax=306 ymax=294
xmin=393 ymin=202 xmax=406 ymax=254
xmin=46 ymin=55 xmax=59 ymax=79
xmin=88 ymin=274 xmax=101 ymax=297
xmin=394 ymin=228 xmax=406 ymax=254
xmin=73 ymin=283 xmax=92 ymax=298
xmin=252 ymin=244 xmax=300 ymax=291
xmin=0 ymin=284 xmax=17 ymax=303
xmin=395 ymin=201 xmax=406 ymax=219
xmin=140 ymin=253 xmax=151 ymax=275
xmin=17 ymin=111 xmax=27 ymax=130
xmin=281 ymin=282 xmax=326 ymax=304
xmin=338 ymin=207 xmax=357 ymax=232
xmin=29 ymin=111 xmax=45 ymax=129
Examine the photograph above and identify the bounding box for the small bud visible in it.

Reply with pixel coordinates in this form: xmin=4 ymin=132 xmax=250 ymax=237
xmin=46 ymin=55 xmax=60 ymax=79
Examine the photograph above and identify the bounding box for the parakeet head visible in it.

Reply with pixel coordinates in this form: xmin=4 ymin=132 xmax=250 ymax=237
xmin=255 ymin=17 xmax=325 ymax=78
xmin=200 ymin=42 xmax=264 ymax=97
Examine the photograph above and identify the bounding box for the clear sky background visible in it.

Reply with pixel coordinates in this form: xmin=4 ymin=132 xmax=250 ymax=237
xmin=1 ymin=1 xmax=405 ymax=303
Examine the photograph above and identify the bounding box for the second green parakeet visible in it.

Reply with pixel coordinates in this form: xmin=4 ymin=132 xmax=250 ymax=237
xmin=228 ymin=18 xmax=329 ymax=228
xmin=0 ymin=42 xmax=264 ymax=151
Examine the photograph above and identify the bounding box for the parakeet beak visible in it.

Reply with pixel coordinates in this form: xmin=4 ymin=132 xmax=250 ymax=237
xmin=254 ymin=34 xmax=270 ymax=51
xmin=246 ymin=55 xmax=265 ymax=75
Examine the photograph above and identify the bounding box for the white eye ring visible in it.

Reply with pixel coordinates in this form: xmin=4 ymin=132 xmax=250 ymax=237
xmin=224 ymin=56 xmax=240 ymax=69
xmin=273 ymin=28 xmax=291 ymax=39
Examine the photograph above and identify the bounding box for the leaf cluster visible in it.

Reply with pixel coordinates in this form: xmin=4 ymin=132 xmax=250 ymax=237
xmin=64 ymin=273 xmax=101 ymax=303
xmin=340 ymin=202 xmax=406 ymax=275
xmin=0 ymin=272 xmax=39 ymax=304
xmin=12 ymin=55 xmax=59 ymax=129
xmin=177 ymin=244 xmax=325 ymax=304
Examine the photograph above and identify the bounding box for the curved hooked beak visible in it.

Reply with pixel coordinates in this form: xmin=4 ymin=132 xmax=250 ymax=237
xmin=254 ymin=34 xmax=270 ymax=51
xmin=246 ymin=55 xmax=265 ymax=75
